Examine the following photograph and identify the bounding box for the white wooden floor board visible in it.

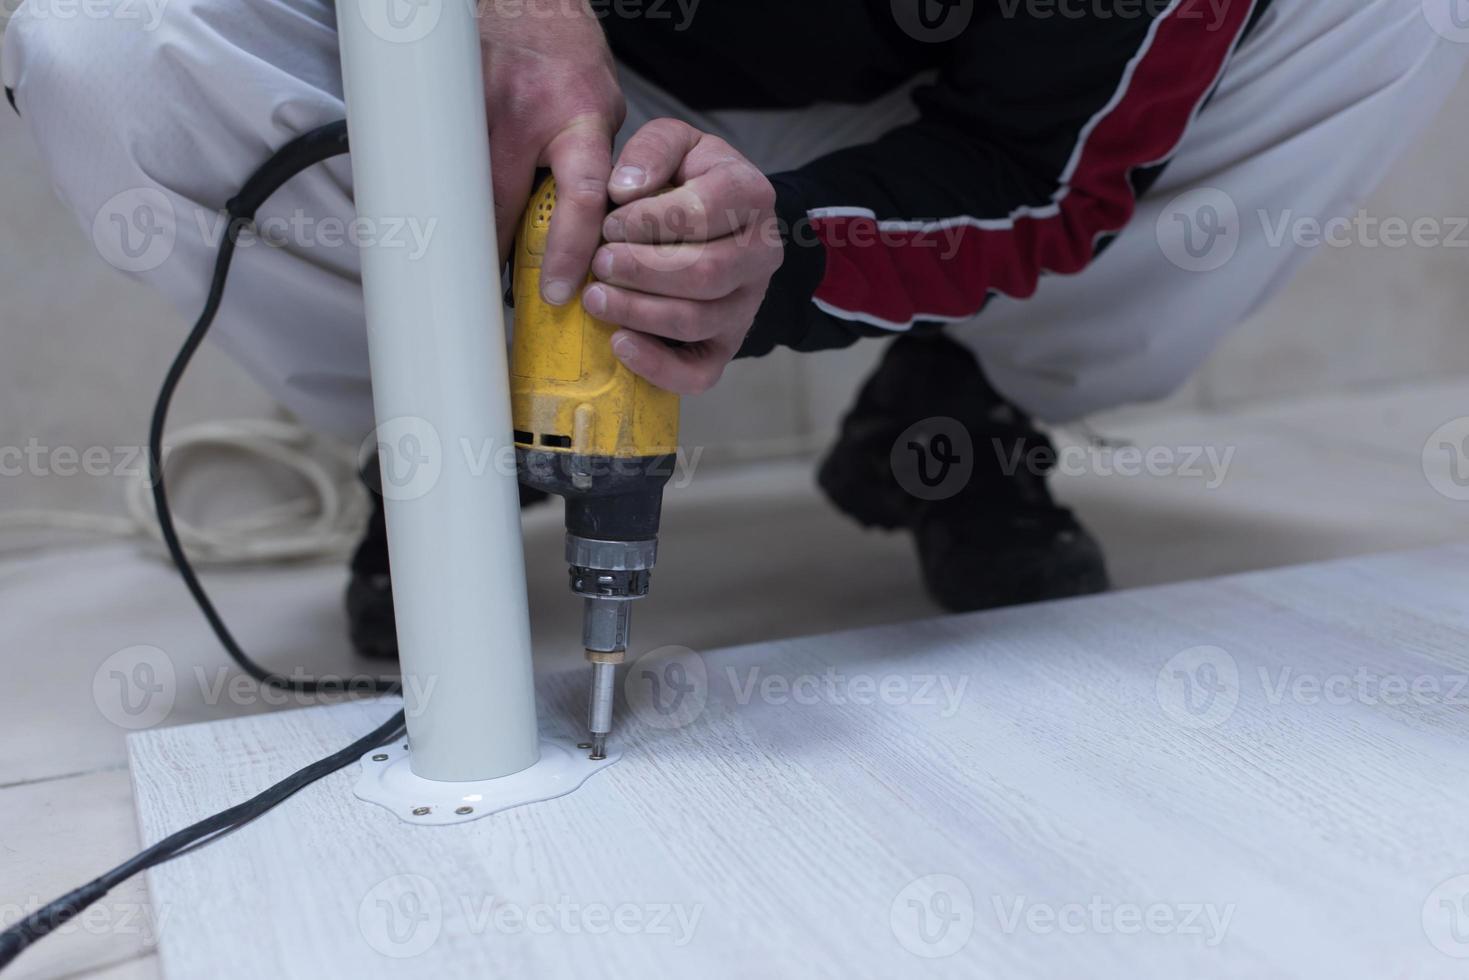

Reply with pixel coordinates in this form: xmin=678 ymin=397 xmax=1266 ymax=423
xmin=129 ymin=544 xmax=1469 ymax=978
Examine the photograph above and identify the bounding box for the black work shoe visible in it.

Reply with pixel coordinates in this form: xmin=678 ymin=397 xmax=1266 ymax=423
xmin=345 ymin=461 xmax=549 ymax=659
xmin=817 ymin=333 xmax=1109 ymax=612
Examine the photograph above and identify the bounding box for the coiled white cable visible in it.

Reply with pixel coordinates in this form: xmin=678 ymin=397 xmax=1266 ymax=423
xmin=0 ymin=419 xmax=370 ymax=564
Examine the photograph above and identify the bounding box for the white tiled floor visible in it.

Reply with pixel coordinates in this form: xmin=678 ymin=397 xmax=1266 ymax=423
xmin=3 ymin=377 xmax=1467 ymax=979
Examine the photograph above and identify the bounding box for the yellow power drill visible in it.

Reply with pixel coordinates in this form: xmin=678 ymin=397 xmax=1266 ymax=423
xmin=510 ymin=176 xmax=681 ymax=760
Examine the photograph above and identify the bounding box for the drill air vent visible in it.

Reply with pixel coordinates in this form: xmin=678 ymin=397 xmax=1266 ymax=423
xmin=531 ymin=187 xmax=555 ymax=231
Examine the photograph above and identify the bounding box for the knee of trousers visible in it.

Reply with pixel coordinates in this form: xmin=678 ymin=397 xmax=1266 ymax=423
xmin=6 ymin=1 xmax=202 ymax=215
xmin=4 ymin=0 xmax=344 ymax=232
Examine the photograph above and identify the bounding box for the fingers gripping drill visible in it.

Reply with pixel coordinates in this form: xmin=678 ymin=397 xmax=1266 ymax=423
xmin=510 ymin=176 xmax=681 ymax=759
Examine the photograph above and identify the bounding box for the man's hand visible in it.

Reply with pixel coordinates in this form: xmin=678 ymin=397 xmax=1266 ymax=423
xmin=584 ymin=119 xmax=783 ymax=395
xmin=480 ymin=2 xmax=624 ymax=304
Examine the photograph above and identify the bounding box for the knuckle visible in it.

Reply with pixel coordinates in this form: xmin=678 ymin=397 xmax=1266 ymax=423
xmin=671 ymin=305 xmax=703 ymax=342
xmin=499 ymin=78 xmax=540 ymax=126
xmin=732 ymin=168 xmax=775 ymax=212
xmin=678 ymin=192 xmax=709 ymax=229
xmin=690 ymin=361 xmax=724 ymax=395
xmin=684 ymin=188 xmax=708 ymax=218
xmin=620 ymin=246 xmax=653 ymax=283
xmin=700 ymin=134 xmax=735 ymax=158
xmin=559 ymin=176 xmax=608 ymax=210
xmin=762 ymin=237 xmax=785 ymax=275
xmin=661 ymin=117 xmax=699 ymax=145
xmin=628 ymin=204 xmax=665 ymax=240
xmin=633 ymin=132 xmax=676 ymax=166
xmin=700 ymin=249 xmax=736 ymax=293
xmin=630 ymin=118 xmax=685 ymax=160
xmin=752 ymin=177 xmax=777 ymax=213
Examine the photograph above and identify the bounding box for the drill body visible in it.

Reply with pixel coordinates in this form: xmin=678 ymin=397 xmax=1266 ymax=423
xmin=510 ymin=177 xmax=681 ymax=758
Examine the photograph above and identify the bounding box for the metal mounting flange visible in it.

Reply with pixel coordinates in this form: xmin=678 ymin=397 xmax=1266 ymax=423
xmin=354 ymin=736 xmax=621 ymax=826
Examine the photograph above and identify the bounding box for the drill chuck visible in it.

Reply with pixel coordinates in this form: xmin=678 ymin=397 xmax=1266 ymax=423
xmin=568 ymin=534 xmax=655 ymax=652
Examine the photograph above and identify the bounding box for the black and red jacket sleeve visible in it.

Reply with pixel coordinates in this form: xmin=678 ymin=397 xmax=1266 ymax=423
xmin=737 ymin=0 xmax=1266 ymax=358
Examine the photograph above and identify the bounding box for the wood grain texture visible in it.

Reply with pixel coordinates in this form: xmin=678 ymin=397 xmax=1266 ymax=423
xmin=129 ymin=544 xmax=1469 ymax=978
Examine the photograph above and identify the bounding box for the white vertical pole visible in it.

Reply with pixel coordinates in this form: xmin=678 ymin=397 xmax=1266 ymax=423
xmin=336 ymin=0 xmax=540 ymax=781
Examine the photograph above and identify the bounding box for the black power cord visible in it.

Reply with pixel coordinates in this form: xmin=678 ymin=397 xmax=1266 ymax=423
xmin=149 ymin=119 xmax=398 ymax=697
xmin=0 ymin=710 xmax=407 ymax=970
xmin=0 ymin=121 xmax=410 ymax=972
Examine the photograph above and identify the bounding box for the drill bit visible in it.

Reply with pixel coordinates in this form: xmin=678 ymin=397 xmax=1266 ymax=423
xmin=587 ymin=658 xmax=616 ymax=759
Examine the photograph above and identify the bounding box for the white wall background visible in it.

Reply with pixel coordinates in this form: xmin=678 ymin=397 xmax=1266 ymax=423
xmin=3 ymin=24 xmax=1467 ymax=519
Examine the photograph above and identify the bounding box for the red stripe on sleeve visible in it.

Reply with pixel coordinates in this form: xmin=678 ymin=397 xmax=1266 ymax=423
xmin=810 ymin=0 xmax=1257 ymax=329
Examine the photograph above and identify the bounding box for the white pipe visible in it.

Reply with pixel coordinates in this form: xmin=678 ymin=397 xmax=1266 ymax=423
xmin=336 ymin=0 xmax=540 ymax=781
